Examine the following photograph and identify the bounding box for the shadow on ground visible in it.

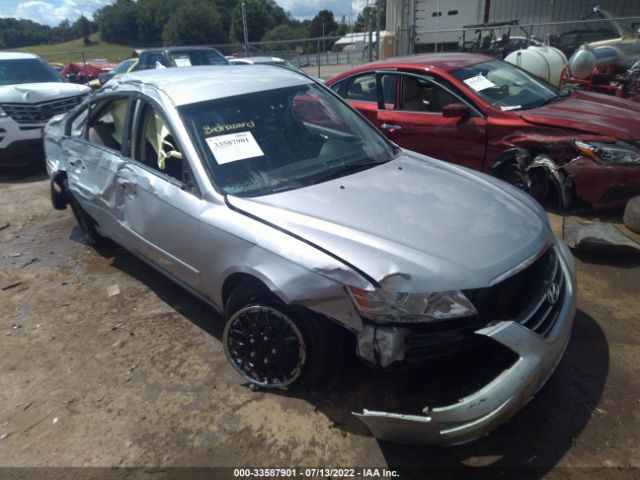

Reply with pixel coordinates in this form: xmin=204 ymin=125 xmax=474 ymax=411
xmin=0 ymin=162 xmax=48 ymax=184
xmin=88 ymin=240 xmax=608 ymax=479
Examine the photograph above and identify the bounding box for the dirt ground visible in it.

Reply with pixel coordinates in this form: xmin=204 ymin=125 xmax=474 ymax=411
xmin=0 ymin=166 xmax=639 ymax=480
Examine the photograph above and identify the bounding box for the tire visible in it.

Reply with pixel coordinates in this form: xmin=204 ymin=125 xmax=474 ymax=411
xmin=623 ymin=196 xmax=640 ymax=234
xmin=64 ymin=180 xmax=104 ymax=246
xmin=223 ymin=282 xmax=334 ymax=389
xmin=501 ymin=162 xmax=549 ymax=203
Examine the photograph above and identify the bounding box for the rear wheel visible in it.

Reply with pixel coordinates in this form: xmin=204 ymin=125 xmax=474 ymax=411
xmin=64 ymin=180 xmax=104 ymax=246
xmin=223 ymin=283 xmax=333 ymax=389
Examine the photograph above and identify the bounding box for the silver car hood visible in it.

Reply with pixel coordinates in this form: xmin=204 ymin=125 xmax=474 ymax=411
xmin=0 ymin=82 xmax=90 ymax=103
xmin=227 ymin=153 xmax=550 ymax=292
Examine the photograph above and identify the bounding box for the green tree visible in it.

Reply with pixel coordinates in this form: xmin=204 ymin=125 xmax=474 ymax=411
xmin=136 ymin=0 xmax=181 ymax=46
xmin=229 ymin=0 xmax=287 ymax=42
xmin=95 ymin=0 xmax=139 ymax=44
xmin=162 ymin=1 xmax=228 ymax=46
xmin=310 ymin=10 xmax=337 ymax=38
xmin=337 ymin=15 xmax=348 ymax=36
xmin=73 ymin=15 xmax=91 ymax=45
xmin=355 ymin=0 xmax=386 ymax=32
xmin=262 ymin=23 xmax=309 ymax=50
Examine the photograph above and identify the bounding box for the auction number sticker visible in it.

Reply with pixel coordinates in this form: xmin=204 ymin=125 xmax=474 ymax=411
xmin=174 ymin=57 xmax=192 ymax=67
xmin=463 ymin=74 xmax=495 ymax=92
xmin=206 ymin=131 xmax=264 ymax=164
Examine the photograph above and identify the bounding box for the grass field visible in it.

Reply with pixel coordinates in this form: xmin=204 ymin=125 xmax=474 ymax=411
xmin=9 ymin=33 xmax=134 ymax=64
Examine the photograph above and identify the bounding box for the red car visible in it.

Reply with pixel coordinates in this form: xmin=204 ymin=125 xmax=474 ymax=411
xmin=60 ymin=61 xmax=115 ymax=83
xmin=326 ymin=53 xmax=640 ymax=210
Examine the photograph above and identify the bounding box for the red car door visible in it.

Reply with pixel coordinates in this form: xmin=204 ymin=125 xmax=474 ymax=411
xmin=376 ymin=72 xmax=487 ymax=171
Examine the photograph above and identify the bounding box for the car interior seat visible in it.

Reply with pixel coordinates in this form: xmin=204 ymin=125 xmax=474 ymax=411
xmin=403 ymin=77 xmax=426 ymax=111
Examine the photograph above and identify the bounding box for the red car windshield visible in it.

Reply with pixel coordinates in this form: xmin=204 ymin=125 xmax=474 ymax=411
xmin=451 ymin=59 xmax=558 ymax=111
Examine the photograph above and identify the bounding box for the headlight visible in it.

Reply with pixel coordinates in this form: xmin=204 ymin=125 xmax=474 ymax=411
xmin=346 ymin=286 xmax=477 ymax=323
xmin=575 ymin=140 xmax=640 ymax=165
xmin=0 ymin=106 xmax=6 ymax=117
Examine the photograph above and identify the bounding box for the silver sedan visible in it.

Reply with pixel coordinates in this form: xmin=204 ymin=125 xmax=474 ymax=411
xmin=44 ymin=65 xmax=576 ymax=446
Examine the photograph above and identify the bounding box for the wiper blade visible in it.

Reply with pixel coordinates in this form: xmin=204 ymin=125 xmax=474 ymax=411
xmin=309 ymin=159 xmax=389 ymax=184
xmin=531 ymin=88 xmax=572 ymax=108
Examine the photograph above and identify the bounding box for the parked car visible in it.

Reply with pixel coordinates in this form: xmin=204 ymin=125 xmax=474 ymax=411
xmin=0 ymin=52 xmax=90 ymax=168
xmin=326 ymin=53 xmax=640 ymax=210
xmin=229 ymin=56 xmax=305 ymax=73
xmin=61 ymin=60 xmax=115 ymax=83
xmin=131 ymin=46 xmax=228 ymax=71
xmin=229 ymin=55 xmax=323 ymax=82
xmin=97 ymin=58 xmax=138 ymax=85
xmin=44 ymin=65 xmax=576 ymax=446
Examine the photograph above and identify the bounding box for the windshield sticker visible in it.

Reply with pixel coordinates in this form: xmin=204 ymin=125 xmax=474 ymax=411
xmin=203 ymin=121 xmax=255 ymax=135
xmin=206 ymin=131 xmax=264 ymax=164
xmin=174 ymin=57 xmax=192 ymax=67
xmin=463 ymin=74 xmax=496 ymax=92
xmin=500 ymin=105 xmax=521 ymax=111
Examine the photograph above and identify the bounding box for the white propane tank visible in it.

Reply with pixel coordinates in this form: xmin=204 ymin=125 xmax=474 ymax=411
xmin=505 ymin=46 xmax=569 ymax=86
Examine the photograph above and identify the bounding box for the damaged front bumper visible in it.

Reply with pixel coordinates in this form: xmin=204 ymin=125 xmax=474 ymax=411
xmin=354 ymin=240 xmax=577 ymax=446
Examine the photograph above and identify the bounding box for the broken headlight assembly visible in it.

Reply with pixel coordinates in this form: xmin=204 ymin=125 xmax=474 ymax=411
xmin=346 ymin=286 xmax=478 ymax=323
xmin=575 ymin=140 xmax=640 ymax=165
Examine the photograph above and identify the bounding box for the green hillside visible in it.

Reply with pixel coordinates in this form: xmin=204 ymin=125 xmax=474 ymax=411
xmin=9 ymin=33 xmax=134 ymax=64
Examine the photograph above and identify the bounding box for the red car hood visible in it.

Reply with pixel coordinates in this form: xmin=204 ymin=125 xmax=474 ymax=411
xmin=519 ymin=90 xmax=640 ymax=141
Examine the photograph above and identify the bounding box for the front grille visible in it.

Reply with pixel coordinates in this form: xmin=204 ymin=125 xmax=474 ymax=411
xmin=0 ymin=127 xmax=5 ymax=143
xmin=384 ymin=247 xmax=566 ymax=365
xmin=470 ymin=247 xmax=566 ymax=337
xmin=0 ymin=95 xmax=83 ymax=124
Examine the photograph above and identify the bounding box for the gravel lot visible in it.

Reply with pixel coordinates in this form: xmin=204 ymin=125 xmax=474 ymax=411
xmin=0 ymin=166 xmax=639 ymax=479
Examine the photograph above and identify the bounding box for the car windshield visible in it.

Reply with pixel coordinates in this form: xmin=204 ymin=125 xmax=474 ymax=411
xmin=0 ymin=59 xmax=63 ymax=86
xmin=451 ymin=59 xmax=558 ymax=110
xmin=169 ymin=50 xmax=228 ymax=67
xmin=180 ymin=82 xmax=396 ymax=197
xmin=112 ymin=59 xmax=135 ymax=73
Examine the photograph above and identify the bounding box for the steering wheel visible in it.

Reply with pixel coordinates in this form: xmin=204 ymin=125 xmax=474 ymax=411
xmin=482 ymin=84 xmax=509 ymax=99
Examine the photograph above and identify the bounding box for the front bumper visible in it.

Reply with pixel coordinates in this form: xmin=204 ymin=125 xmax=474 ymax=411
xmin=0 ymin=117 xmax=45 ymax=167
xmin=354 ymin=239 xmax=577 ymax=446
xmin=563 ymin=157 xmax=640 ymax=209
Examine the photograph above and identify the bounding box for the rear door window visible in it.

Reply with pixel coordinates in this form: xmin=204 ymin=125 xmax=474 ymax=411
xmin=86 ymin=97 xmax=129 ymax=151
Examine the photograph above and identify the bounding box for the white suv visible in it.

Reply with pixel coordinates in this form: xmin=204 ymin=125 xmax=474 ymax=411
xmin=0 ymin=52 xmax=90 ymax=168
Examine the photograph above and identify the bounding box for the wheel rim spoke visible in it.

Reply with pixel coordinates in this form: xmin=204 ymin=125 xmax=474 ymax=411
xmin=224 ymin=306 xmax=306 ymax=388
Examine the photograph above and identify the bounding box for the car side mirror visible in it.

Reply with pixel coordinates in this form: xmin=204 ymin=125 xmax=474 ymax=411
xmin=442 ymin=103 xmax=470 ymax=118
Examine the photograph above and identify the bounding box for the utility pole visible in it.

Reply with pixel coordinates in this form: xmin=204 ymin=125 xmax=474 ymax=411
xmin=376 ymin=0 xmax=381 ymax=59
xmin=241 ymin=3 xmax=249 ymax=56
xmin=367 ymin=1 xmax=373 ymax=61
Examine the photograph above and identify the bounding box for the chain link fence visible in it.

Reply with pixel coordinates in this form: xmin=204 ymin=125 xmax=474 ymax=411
xmin=32 ymin=34 xmax=380 ymax=80
xmin=395 ymin=14 xmax=640 ymax=59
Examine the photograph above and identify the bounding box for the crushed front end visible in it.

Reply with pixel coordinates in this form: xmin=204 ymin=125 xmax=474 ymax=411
xmin=352 ymin=238 xmax=577 ymax=446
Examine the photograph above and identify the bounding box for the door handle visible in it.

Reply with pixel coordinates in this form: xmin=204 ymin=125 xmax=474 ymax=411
xmin=381 ymin=123 xmax=402 ymax=131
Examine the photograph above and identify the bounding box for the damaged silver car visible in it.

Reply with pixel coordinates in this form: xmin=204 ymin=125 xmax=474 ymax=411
xmin=44 ymin=65 xmax=576 ymax=446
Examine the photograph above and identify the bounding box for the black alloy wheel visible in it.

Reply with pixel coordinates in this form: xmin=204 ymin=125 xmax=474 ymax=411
xmin=223 ymin=305 xmax=307 ymax=389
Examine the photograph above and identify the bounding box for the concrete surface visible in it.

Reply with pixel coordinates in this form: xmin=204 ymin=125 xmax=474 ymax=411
xmin=0 ymin=166 xmax=639 ymax=479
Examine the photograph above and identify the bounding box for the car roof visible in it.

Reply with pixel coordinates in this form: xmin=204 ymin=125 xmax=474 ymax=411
xmin=0 ymin=51 xmax=39 ymax=60
xmin=350 ymin=52 xmax=495 ymax=73
xmin=137 ymin=46 xmax=221 ymax=54
xmin=240 ymin=56 xmax=285 ymax=63
xmin=112 ymin=64 xmax=313 ymax=106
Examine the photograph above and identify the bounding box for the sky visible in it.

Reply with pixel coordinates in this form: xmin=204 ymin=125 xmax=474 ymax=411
xmin=0 ymin=0 xmax=370 ymax=27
